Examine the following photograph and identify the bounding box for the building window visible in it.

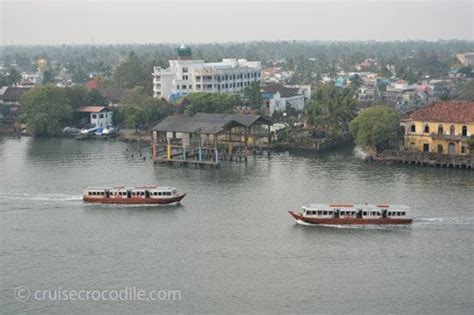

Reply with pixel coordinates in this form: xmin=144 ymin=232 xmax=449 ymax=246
xmin=196 ymin=76 xmax=201 ymax=80
xmin=411 ymin=124 xmax=416 ymax=133
xmin=462 ymin=125 xmax=468 ymax=137
xmin=462 ymin=146 xmax=466 ymax=154
xmin=183 ymin=67 xmax=188 ymax=73
xmin=99 ymin=114 xmax=104 ymax=119
xmin=450 ymin=125 xmax=455 ymax=135
xmin=438 ymin=125 xmax=443 ymax=135
xmin=92 ymin=114 xmax=97 ymax=119
xmin=423 ymin=143 xmax=429 ymax=152
xmin=424 ymin=124 xmax=429 ymax=133
xmin=183 ymin=75 xmax=188 ymax=80
xmin=437 ymin=144 xmax=443 ymax=153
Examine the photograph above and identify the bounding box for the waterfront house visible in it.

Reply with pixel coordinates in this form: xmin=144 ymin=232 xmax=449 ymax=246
xmin=261 ymin=83 xmax=305 ymax=114
xmin=0 ymin=86 xmax=31 ymax=105
xmin=401 ymin=101 xmax=474 ymax=155
xmin=76 ymin=106 xmax=113 ymax=128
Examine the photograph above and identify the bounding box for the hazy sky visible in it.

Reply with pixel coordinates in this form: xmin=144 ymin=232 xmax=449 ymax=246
xmin=1 ymin=0 xmax=473 ymax=45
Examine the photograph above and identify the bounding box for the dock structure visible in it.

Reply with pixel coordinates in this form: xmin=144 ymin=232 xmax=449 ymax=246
xmin=151 ymin=112 xmax=272 ymax=168
xmin=375 ymin=150 xmax=473 ymax=170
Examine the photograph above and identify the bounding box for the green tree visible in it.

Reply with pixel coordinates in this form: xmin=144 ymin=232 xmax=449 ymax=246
xmin=88 ymin=89 xmax=108 ymax=106
xmin=305 ymin=83 xmax=357 ymax=139
xmin=123 ymin=105 xmax=146 ymax=132
xmin=457 ymin=80 xmax=474 ymax=100
xmin=64 ymin=86 xmax=91 ymax=109
xmin=71 ymin=65 xmax=89 ymax=84
xmin=349 ymin=105 xmax=400 ymax=154
xmin=112 ymin=52 xmax=151 ymax=94
xmin=8 ymin=68 xmax=22 ymax=85
xmin=20 ymin=86 xmax=72 ymax=135
xmin=121 ymin=86 xmax=146 ymax=105
xmin=184 ymin=92 xmax=241 ymax=116
xmin=42 ymin=69 xmax=54 ymax=84
xmin=243 ymin=81 xmax=262 ymax=110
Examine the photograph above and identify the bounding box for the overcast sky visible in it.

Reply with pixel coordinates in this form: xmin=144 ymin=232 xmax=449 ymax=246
xmin=1 ymin=0 xmax=473 ymax=45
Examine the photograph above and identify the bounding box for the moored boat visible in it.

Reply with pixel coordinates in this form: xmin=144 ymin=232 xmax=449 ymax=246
xmin=83 ymin=186 xmax=186 ymax=205
xmin=289 ymin=203 xmax=413 ymax=225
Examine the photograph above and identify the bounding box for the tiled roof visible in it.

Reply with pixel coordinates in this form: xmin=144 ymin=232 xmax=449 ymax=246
xmin=409 ymin=101 xmax=474 ymax=124
xmin=98 ymin=87 xmax=125 ymax=102
xmin=153 ymin=113 xmax=271 ymax=134
xmin=76 ymin=106 xmax=108 ymax=113
xmin=261 ymin=83 xmax=300 ymax=98
xmin=86 ymin=77 xmax=100 ymax=91
xmin=0 ymin=87 xmax=31 ymax=102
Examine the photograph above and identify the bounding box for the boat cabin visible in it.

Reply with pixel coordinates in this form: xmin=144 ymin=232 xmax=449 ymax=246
xmin=83 ymin=186 xmax=179 ymax=199
xmin=302 ymin=204 xmax=411 ymax=219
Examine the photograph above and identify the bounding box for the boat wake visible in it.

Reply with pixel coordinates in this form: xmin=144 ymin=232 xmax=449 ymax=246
xmin=0 ymin=192 xmax=82 ymax=202
xmin=413 ymin=217 xmax=473 ymax=226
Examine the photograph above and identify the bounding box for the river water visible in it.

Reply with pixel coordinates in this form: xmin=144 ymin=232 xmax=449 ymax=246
xmin=1 ymin=137 xmax=473 ymax=313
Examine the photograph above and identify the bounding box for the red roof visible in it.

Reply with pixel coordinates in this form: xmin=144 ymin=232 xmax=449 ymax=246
xmin=86 ymin=77 xmax=100 ymax=91
xmin=76 ymin=106 xmax=107 ymax=113
xmin=409 ymin=101 xmax=474 ymax=124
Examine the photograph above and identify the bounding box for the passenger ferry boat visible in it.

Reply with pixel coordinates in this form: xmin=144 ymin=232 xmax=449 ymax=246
xmin=289 ymin=204 xmax=413 ymax=225
xmin=83 ymin=186 xmax=186 ymax=205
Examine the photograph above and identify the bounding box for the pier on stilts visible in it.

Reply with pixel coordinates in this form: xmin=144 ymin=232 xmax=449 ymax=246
xmin=151 ymin=113 xmax=272 ymax=168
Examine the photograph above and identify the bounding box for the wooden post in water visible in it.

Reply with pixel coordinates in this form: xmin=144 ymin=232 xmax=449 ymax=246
xmin=267 ymin=124 xmax=271 ymax=158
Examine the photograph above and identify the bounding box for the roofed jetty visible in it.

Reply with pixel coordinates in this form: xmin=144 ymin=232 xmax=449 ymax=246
xmin=151 ymin=113 xmax=272 ymax=167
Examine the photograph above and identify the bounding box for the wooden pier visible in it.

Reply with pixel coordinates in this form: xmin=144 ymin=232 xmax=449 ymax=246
xmin=375 ymin=150 xmax=473 ymax=170
xmin=150 ymin=113 xmax=272 ymax=168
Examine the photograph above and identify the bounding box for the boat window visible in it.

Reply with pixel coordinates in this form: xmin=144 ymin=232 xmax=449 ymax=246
xmin=363 ymin=211 xmax=367 ymax=216
xmin=340 ymin=211 xmax=345 ymax=215
xmin=328 ymin=211 xmax=333 ymax=215
xmin=167 ymin=192 xmax=172 ymax=196
xmin=397 ymin=212 xmax=401 ymax=216
xmin=88 ymin=192 xmax=92 ymax=195
xmin=401 ymin=212 xmax=406 ymax=216
xmin=323 ymin=211 xmax=328 ymax=215
xmin=158 ymin=192 xmax=162 ymax=196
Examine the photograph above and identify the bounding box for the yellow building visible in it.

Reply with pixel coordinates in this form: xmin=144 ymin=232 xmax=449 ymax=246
xmin=402 ymin=101 xmax=474 ymax=155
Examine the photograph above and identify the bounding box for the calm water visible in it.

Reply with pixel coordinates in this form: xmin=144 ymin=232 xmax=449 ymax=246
xmin=1 ymin=137 xmax=473 ymax=314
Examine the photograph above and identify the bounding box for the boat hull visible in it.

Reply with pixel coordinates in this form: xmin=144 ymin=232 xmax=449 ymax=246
xmin=83 ymin=193 xmax=186 ymax=205
xmin=288 ymin=211 xmax=412 ymax=225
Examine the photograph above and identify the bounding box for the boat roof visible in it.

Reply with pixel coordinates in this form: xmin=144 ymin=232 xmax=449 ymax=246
xmin=85 ymin=186 xmax=176 ymax=190
xmin=303 ymin=203 xmax=411 ymax=210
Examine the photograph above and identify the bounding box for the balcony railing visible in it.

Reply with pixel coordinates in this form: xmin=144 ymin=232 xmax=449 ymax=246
xmin=430 ymin=133 xmax=468 ymax=141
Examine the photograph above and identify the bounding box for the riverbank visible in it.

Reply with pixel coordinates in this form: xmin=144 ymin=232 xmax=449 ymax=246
xmin=374 ymin=149 xmax=473 ymax=170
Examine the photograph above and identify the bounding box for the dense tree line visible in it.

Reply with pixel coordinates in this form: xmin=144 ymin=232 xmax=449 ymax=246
xmin=2 ymin=40 xmax=473 ymax=86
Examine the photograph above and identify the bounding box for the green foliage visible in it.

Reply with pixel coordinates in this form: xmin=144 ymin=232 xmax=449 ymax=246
xmin=64 ymin=86 xmax=90 ymax=109
xmin=88 ymin=89 xmax=108 ymax=106
xmin=70 ymin=65 xmax=89 ymax=84
xmin=112 ymin=52 xmax=151 ymax=94
xmin=114 ymin=97 xmax=174 ymax=129
xmin=123 ymin=105 xmax=146 ymax=131
xmin=183 ymin=92 xmax=242 ymax=116
xmin=20 ymin=86 xmax=72 ymax=135
xmin=121 ymin=86 xmax=146 ymax=106
xmin=349 ymin=105 xmax=400 ymax=153
xmin=305 ymin=83 xmax=357 ymax=139
xmin=457 ymin=80 xmax=474 ymax=100
xmin=0 ymin=68 xmax=22 ymax=86
xmin=243 ymin=81 xmax=262 ymax=110
xmin=467 ymin=136 xmax=474 ymax=153
xmin=42 ymin=70 xmax=54 ymax=83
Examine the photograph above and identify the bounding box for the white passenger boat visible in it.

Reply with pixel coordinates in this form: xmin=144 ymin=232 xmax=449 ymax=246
xmin=289 ymin=204 xmax=413 ymax=225
xmin=83 ymin=186 xmax=186 ymax=205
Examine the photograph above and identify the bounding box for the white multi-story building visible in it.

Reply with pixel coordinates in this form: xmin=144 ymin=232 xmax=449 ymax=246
xmin=153 ymin=45 xmax=262 ymax=101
